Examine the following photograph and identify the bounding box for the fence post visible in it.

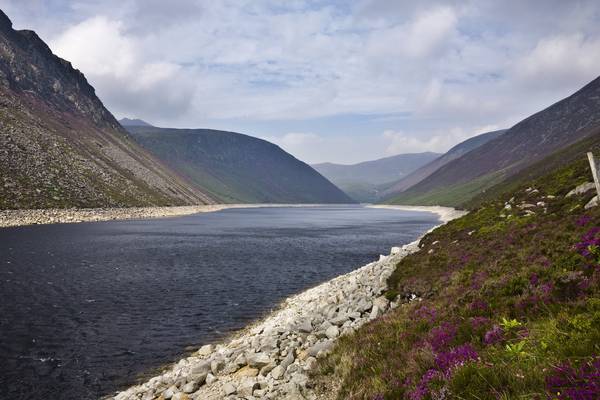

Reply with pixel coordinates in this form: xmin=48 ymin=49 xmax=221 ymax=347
xmin=587 ymin=152 xmax=600 ymax=198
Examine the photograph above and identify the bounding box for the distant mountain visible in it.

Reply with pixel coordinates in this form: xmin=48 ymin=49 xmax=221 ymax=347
xmin=312 ymin=152 xmax=440 ymax=202
xmin=119 ymin=118 xmax=153 ymax=127
xmin=381 ymin=130 xmax=506 ymax=199
xmin=0 ymin=10 xmax=213 ymax=209
xmin=387 ymin=76 xmax=600 ymax=207
xmin=126 ymin=126 xmax=354 ymax=204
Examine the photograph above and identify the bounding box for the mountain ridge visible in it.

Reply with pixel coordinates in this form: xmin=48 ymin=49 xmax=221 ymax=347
xmin=126 ymin=126 xmax=354 ymax=204
xmin=387 ymin=75 xmax=600 ymax=206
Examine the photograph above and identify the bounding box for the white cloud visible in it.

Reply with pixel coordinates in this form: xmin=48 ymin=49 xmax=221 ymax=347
xmin=4 ymin=0 xmax=600 ymax=163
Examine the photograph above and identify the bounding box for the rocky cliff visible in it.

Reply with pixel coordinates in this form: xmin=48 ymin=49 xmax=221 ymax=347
xmin=0 ymin=11 xmax=214 ymax=209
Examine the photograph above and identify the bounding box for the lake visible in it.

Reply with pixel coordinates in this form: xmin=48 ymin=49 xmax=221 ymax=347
xmin=0 ymin=205 xmax=439 ymax=399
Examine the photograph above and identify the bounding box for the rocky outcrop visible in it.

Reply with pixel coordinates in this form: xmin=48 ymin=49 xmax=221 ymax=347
xmin=0 ymin=10 xmax=214 ymax=209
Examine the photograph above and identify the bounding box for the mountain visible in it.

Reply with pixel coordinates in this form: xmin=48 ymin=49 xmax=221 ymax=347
xmin=381 ymin=130 xmax=506 ymax=199
xmin=312 ymin=152 xmax=440 ymax=202
xmin=0 ymin=10 xmax=214 ymax=209
xmin=387 ymin=76 xmax=600 ymax=206
xmin=119 ymin=118 xmax=153 ymax=127
xmin=125 ymin=126 xmax=354 ymax=204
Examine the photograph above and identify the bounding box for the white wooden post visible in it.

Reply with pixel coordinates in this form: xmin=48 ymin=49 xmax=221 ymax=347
xmin=587 ymin=152 xmax=600 ymax=198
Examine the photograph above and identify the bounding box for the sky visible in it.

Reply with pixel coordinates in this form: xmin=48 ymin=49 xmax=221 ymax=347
xmin=2 ymin=1 xmax=600 ymax=164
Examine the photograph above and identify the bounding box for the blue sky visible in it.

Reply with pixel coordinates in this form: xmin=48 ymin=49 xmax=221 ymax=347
xmin=2 ymin=0 xmax=600 ymax=164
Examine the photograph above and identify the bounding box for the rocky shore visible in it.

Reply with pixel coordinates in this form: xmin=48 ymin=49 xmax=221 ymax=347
xmin=109 ymin=207 xmax=467 ymax=400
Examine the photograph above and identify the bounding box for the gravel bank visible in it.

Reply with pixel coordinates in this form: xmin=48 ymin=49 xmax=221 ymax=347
xmin=109 ymin=206 xmax=466 ymax=400
xmin=0 ymin=204 xmax=322 ymax=228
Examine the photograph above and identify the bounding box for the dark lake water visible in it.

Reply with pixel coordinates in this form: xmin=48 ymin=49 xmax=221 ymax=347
xmin=0 ymin=205 xmax=439 ymax=400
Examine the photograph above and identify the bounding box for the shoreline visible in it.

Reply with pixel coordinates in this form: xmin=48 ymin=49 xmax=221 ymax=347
xmin=367 ymin=204 xmax=468 ymax=223
xmin=0 ymin=204 xmax=338 ymax=228
xmin=110 ymin=206 xmax=467 ymax=400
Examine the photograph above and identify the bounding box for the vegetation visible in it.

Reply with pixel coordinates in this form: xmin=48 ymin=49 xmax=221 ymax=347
xmin=315 ymin=149 xmax=600 ymax=399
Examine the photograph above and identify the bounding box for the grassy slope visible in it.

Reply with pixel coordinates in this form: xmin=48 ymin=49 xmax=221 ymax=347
xmin=315 ymin=145 xmax=600 ymax=399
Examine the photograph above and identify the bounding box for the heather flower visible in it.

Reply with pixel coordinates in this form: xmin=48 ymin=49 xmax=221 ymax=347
xmin=408 ymin=369 xmax=443 ymax=400
xmin=484 ymin=325 xmax=504 ymax=345
xmin=545 ymin=357 xmax=600 ymax=400
xmin=469 ymin=299 xmax=489 ymax=313
xmin=428 ymin=322 xmax=457 ymax=351
xmin=435 ymin=344 xmax=479 ymax=372
xmin=530 ymin=272 xmax=539 ymax=286
xmin=576 ymin=215 xmax=592 ymax=226
xmin=413 ymin=305 xmax=438 ymax=323
xmin=470 ymin=316 xmax=491 ymax=330
xmin=372 ymin=394 xmax=384 ymax=400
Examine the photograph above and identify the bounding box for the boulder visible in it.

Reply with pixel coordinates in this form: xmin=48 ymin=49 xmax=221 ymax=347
xmin=271 ymin=365 xmax=285 ymax=380
xmin=196 ymin=344 xmax=213 ymax=357
xmin=297 ymin=319 xmax=312 ymax=333
xmin=585 ymin=195 xmax=599 ymax=209
xmin=567 ymin=182 xmax=596 ymax=197
xmin=325 ymin=325 xmax=339 ymax=339
xmin=247 ymin=352 xmax=271 ymax=369
xmin=234 ymin=365 xmax=259 ymax=378
xmin=222 ymin=382 xmax=237 ymax=396
xmin=237 ymin=379 xmax=260 ymax=397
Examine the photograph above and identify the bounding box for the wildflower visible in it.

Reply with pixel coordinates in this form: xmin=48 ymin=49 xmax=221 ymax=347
xmin=435 ymin=344 xmax=479 ymax=372
xmin=545 ymin=357 xmax=600 ymax=399
xmin=484 ymin=325 xmax=504 ymax=345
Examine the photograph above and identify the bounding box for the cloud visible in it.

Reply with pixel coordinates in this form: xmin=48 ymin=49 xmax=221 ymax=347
xmin=50 ymin=15 xmax=194 ymax=119
xmin=5 ymin=0 xmax=600 ymax=163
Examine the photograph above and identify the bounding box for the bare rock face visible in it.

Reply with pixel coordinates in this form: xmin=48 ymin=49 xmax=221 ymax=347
xmin=0 ymin=10 xmax=214 ymax=209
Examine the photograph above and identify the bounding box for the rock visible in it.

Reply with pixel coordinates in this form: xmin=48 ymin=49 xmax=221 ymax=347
xmin=307 ymin=340 xmax=333 ymax=357
xmin=237 ymin=379 xmax=259 ymax=396
xmin=234 ymin=365 xmax=259 ymax=378
xmin=182 ymin=381 xmax=197 ymax=393
xmin=304 ymin=357 xmax=318 ymax=371
xmin=585 ymin=195 xmax=599 ymax=209
xmin=369 ymin=305 xmax=380 ymax=320
xmin=210 ymin=358 xmax=225 ymax=374
xmin=567 ymin=182 xmax=596 ymax=197
xmin=247 ymin=352 xmax=271 ymax=368
xmin=330 ymin=314 xmax=348 ymax=326
xmin=260 ymin=361 xmax=276 ymax=376
xmin=190 ymin=361 xmax=211 ymax=375
xmin=163 ymin=386 xmax=178 ymax=399
xmin=205 ymin=373 xmax=217 ymax=385
xmin=271 ymin=365 xmax=285 ymax=380
xmin=196 ymin=344 xmax=213 ymax=357
xmin=222 ymin=382 xmax=237 ymax=396
xmin=325 ymin=325 xmax=339 ymax=339
xmin=172 ymin=393 xmax=189 ymax=400
xmin=297 ymin=319 xmax=312 ymax=333
xmin=373 ymin=296 xmax=390 ymax=312
xmin=280 ymin=352 xmax=295 ymax=370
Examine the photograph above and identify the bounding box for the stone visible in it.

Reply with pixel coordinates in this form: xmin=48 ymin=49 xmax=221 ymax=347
xmin=222 ymin=382 xmax=237 ymax=396
xmin=247 ymin=352 xmax=271 ymax=368
xmin=211 ymin=359 xmax=225 ymax=375
xmin=271 ymin=365 xmax=285 ymax=380
xmin=237 ymin=379 xmax=260 ymax=396
xmin=373 ymin=296 xmax=390 ymax=312
xmin=182 ymin=382 xmax=197 ymax=393
xmin=567 ymin=182 xmax=596 ymax=197
xmin=172 ymin=394 xmax=189 ymax=400
xmin=307 ymin=340 xmax=333 ymax=357
xmin=163 ymin=386 xmax=178 ymax=399
xmin=190 ymin=361 xmax=211 ymax=375
xmin=280 ymin=352 xmax=295 ymax=369
xmin=304 ymin=357 xmax=318 ymax=371
xmin=260 ymin=361 xmax=276 ymax=376
xmin=234 ymin=365 xmax=259 ymax=378
xmin=330 ymin=314 xmax=348 ymax=326
xmin=325 ymin=325 xmax=339 ymax=339
xmin=196 ymin=344 xmax=213 ymax=357
xmin=297 ymin=319 xmax=312 ymax=333
xmin=585 ymin=195 xmax=599 ymax=209
xmin=206 ymin=373 xmax=217 ymax=385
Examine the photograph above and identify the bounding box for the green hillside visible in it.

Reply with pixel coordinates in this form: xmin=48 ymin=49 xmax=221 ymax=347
xmin=126 ymin=126 xmax=354 ymax=204
xmin=314 ymin=141 xmax=600 ymax=399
